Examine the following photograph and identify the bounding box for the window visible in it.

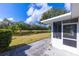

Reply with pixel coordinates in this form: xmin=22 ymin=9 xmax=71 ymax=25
xmin=63 ymin=24 xmax=77 ymax=47
xmin=63 ymin=24 xmax=77 ymax=39
xmin=63 ymin=18 xmax=78 ymax=23
xmin=63 ymin=18 xmax=78 ymax=48
xmin=63 ymin=39 xmax=77 ymax=47
xmin=53 ymin=21 xmax=61 ymax=39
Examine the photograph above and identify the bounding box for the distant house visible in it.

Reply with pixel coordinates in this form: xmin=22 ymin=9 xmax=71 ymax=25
xmin=41 ymin=3 xmax=79 ymax=55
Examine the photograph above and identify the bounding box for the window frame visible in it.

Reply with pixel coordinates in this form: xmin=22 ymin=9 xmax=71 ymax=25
xmin=62 ymin=18 xmax=78 ymax=48
xmin=53 ymin=21 xmax=62 ymax=39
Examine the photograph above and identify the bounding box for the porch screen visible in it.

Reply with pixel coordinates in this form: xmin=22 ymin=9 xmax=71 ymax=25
xmin=63 ymin=24 xmax=77 ymax=47
xmin=63 ymin=24 xmax=77 ymax=39
xmin=63 ymin=18 xmax=78 ymax=48
xmin=53 ymin=21 xmax=61 ymax=39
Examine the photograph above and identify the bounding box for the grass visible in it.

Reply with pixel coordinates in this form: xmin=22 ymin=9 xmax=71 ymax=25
xmin=10 ymin=33 xmax=50 ymax=47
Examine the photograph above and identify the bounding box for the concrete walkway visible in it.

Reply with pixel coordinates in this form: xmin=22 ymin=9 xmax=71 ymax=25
xmin=27 ymin=38 xmax=50 ymax=56
xmin=43 ymin=46 xmax=78 ymax=56
xmin=0 ymin=38 xmax=78 ymax=56
xmin=0 ymin=38 xmax=51 ymax=56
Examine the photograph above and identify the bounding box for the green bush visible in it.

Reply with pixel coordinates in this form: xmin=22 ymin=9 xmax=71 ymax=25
xmin=12 ymin=30 xmax=50 ymax=36
xmin=32 ymin=30 xmax=50 ymax=34
xmin=0 ymin=29 xmax=12 ymax=52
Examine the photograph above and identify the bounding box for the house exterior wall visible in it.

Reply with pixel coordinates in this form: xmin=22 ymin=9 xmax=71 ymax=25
xmin=77 ymin=17 xmax=79 ymax=49
xmin=71 ymin=3 xmax=79 ymax=18
xmin=51 ymin=17 xmax=79 ymax=55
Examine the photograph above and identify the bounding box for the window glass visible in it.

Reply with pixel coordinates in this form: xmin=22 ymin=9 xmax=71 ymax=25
xmin=63 ymin=39 xmax=77 ymax=47
xmin=63 ymin=24 xmax=77 ymax=39
xmin=63 ymin=24 xmax=77 ymax=48
xmin=53 ymin=21 xmax=61 ymax=39
xmin=63 ymin=18 xmax=78 ymax=23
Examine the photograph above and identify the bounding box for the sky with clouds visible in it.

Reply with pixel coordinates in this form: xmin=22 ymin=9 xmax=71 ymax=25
xmin=0 ymin=3 xmax=70 ymax=24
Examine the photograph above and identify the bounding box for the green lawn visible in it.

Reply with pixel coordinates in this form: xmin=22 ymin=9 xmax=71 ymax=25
xmin=10 ymin=33 xmax=50 ymax=47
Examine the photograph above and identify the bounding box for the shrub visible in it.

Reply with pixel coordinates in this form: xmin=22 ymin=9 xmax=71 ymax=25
xmin=12 ymin=30 xmax=50 ymax=36
xmin=0 ymin=29 xmax=12 ymax=52
xmin=32 ymin=30 xmax=50 ymax=34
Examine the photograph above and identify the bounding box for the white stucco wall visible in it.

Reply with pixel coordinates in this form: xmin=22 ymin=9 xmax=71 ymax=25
xmin=51 ymin=23 xmax=63 ymax=49
xmin=51 ymin=18 xmax=79 ymax=55
xmin=71 ymin=3 xmax=79 ymax=18
xmin=77 ymin=18 xmax=79 ymax=49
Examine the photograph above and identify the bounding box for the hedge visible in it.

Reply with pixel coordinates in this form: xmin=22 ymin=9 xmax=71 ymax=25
xmin=13 ymin=30 xmax=50 ymax=36
xmin=0 ymin=29 xmax=12 ymax=52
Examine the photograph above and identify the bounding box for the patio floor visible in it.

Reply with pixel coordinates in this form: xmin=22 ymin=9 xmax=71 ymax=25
xmin=0 ymin=38 xmax=78 ymax=56
xmin=0 ymin=38 xmax=50 ymax=56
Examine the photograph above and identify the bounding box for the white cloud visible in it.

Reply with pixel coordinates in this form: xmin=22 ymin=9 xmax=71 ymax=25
xmin=65 ymin=3 xmax=71 ymax=11
xmin=0 ymin=18 xmax=14 ymax=22
xmin=27 ymin=7 xmax=34 ymax=16
xmin=39 ymin=3 xmax=52 ymax=13
xmin=25 ymin=3 xmax=52 ymax=24
xmin=0 ymin=19 xmax=3 ymax=22
xmin=25 ymin=17 xmax=32 ymax=24
xmin=35 ymin=3 xmax=44 ymax=7
xmin=7 ymin=18 xmax=15 ymax=22
xmin=25 ymin=9 xmax=41 ymax=24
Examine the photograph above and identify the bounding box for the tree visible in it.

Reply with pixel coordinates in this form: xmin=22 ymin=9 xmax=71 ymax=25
xmin=13 ymin=22 xmax=31 ymax=32
xmin=3 ymin=18 xmax=14 ymax=26
xmin=8 ymin=25 xmax=18 ymax=33
xmin=0 ymin=18 xmax=14 ymax=29
xmin=41 ymin=8 xmax=67 ymax=20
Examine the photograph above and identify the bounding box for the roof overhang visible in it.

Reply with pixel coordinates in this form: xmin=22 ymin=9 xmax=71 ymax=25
xmin=41 ymin=3 xmax=79 ymax=24
xmin=41 ymin=12 xmax=72 ymax=24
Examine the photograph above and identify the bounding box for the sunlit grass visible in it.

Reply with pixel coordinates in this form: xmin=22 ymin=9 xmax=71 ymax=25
xmin=10 ymin=33 xmax=50 ymax=47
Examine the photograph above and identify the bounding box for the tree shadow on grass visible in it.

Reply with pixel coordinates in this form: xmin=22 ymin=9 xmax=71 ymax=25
xmin=0 ymin=44 xmax=31 ymax=56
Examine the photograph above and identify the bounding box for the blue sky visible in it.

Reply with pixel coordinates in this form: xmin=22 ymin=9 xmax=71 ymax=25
xmin=0 ymin=3 xmax=70 ymax=24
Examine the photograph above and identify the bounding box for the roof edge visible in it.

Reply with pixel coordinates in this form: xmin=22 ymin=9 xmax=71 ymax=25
xmin=41 ymin=12 xmax=71 ymax=24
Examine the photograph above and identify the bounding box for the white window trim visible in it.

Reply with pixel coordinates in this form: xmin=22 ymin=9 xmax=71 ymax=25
xmin=63 ymin=22 xmax=77 ymax=25
xmin=63 ymin=37 xmax=77 ymax=41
